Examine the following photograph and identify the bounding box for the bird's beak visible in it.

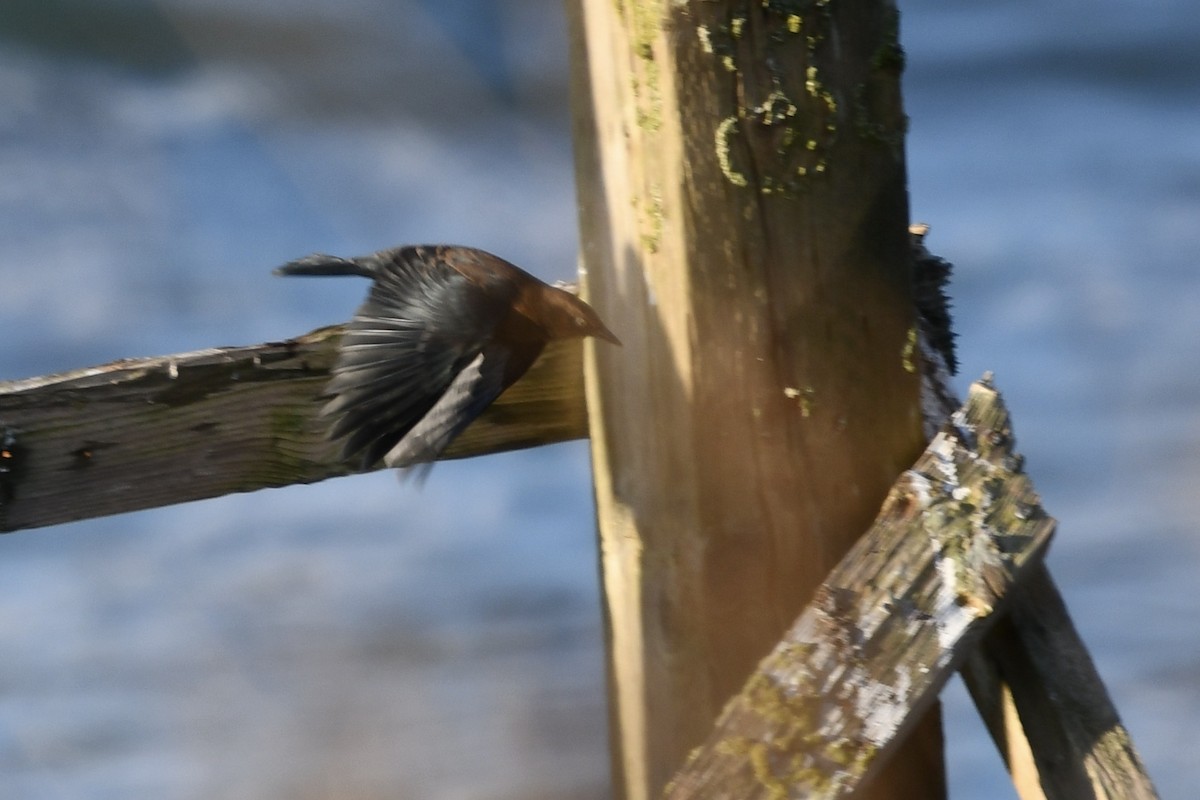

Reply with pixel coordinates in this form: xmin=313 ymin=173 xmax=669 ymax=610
xmin=596 ymin=325 xmax=622 ymax=346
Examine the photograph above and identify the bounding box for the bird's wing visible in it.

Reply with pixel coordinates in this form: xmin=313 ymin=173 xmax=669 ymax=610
xmin=382 ymin=343 xmax=513 ymax=470
xmin=323 ymin=247 xmax=516 ymax=469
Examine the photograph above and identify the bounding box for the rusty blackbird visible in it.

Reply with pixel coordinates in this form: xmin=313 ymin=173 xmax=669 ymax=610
xmin=276 ymin=245 xmax=619 ymax=471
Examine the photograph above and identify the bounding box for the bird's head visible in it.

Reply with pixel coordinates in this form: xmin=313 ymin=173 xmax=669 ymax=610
xmin=541 ymin=288 xmax=621 ymax=345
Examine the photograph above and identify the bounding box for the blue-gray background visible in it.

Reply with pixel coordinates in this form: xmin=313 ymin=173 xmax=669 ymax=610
xmin=2 ymin=1 xmax=1197 ymax=797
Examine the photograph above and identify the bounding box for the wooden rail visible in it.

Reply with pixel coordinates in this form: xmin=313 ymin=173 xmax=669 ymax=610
xmin=0 ymin=325 xmax=586 ymax=533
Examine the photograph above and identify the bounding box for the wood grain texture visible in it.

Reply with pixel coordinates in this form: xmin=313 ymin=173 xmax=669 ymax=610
xmin=961 ymin=564 xmax=1160 ymax=800
xmin=567 ymin=1 xmax=943 ymax=797
xmin=665 ymin=378 xmax=1055 ymax=799
xmin=0 ymin=324 xmax=586 ymax=533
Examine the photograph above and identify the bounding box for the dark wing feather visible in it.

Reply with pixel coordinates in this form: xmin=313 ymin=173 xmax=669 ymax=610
xmin=385 ymin=340 xmax=545 ymax=478
xmin=324 ymin=246 xmax=517 ymax=468
xmin=383 ymin=344 xmax=512 ymax=469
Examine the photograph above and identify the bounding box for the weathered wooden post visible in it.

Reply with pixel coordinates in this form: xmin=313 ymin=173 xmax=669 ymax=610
xmin=567 ymin=1 xmax=944 ymax=797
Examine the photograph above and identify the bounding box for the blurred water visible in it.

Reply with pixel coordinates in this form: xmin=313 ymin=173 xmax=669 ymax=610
xmin=1 ymin=1 xmax=1197 ymax=798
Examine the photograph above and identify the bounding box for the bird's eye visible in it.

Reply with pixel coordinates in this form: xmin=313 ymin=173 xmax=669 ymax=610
xmin=575 ymin=316 xmax=587 ymax=327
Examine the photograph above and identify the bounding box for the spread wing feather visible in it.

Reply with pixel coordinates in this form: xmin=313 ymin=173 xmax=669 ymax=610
xmin=320 ymin=246 xmax=518 ymax=469
xmin=383 ymin=345 xmax=511 ymax=469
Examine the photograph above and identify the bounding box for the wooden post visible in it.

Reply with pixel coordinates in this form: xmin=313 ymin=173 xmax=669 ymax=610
xmin=567 ymin=1 xmax=943 ymax=797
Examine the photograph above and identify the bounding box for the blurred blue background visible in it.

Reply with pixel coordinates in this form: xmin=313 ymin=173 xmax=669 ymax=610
xmin=1 ymin=1 xmax=1197 ymax=797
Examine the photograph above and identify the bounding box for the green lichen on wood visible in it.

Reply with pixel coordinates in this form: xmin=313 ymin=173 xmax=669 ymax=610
xmin=664 ymin=378 xmax=1057 ymax=798
xmin=853 ymin=5 xmax=908 ymax=154
xmin=635 ymin=55 xmax=663 ymax=131
xmin=748 ymin=741 xmax=792 ymax=800
xmin=715 ymin=663 xmax=878 ymax=796
xmin=694 ymin=0 xmax=910 ymax=192
xmin=716 ymin=379 xmax=1048 ymax=796
xmin=870 ymin=6 xmax=905 ymax=74
xmin=265 ymin=405 xmax=319 ymax=475
xmin=615 ymin=0 xmax=669 ymax=255
xmin=852 ymin=81 xmax=908 ymax=154
xmin=645 ymin=187 xmax=665 ymax=252
xmin=617 ymin=0 xmax=665 ymax=132
xmin=694 ymin=1 xmax=840 ymax=196
xmin=632 ymin=187 xmax=665 ymax=252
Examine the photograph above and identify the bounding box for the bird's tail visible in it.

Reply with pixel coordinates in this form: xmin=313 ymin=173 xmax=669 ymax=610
xmin=273 ymin=253 xmax=375 ymax=278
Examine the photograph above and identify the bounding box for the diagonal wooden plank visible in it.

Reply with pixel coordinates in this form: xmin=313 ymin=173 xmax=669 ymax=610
xmin=665 ymin=377 xmax=1055 ymax=799
xmin=961 ymin=563 xmax=1159 ymax=800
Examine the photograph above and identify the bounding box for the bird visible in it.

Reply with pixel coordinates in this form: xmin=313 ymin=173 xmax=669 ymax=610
xmin=275 ymin=244 xmax=620 ymax=472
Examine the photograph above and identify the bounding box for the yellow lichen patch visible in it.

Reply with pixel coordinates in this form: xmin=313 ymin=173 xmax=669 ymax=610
xmin=692 ymin=3 xmax=841 ymax=194
xmin=805 ymin=65 xmax=838 ymax=114
xmin=641 ymin=187 xmax=665 ymax=253
xmin=620 ymin=0 xmax=664 ymax=57
xmin=901 ymin=325 xmax=918 ymax=373
xmin=748 ymin=743 xmax=791 ymax=800
xmin=621 ymin=1 xmax=664 ymax=132
xmin=715 ymin=116 xmax=748 ymax=187
xmin=757 ymin=90 xmax=798 ymax=124
xmin=784 ymin=385 xmax=816 ymax=417
xmin=634 ymin=56 xmax=662 ymax=131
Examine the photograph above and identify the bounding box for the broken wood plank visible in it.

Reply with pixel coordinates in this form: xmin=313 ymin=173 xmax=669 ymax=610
xmin=664 ymin=377 xmax=1055 ymax=799
xmin=0 ymin=324 xmax=587 ymax=533
xmin=961 ymin=563 xmax=1159 ymax=800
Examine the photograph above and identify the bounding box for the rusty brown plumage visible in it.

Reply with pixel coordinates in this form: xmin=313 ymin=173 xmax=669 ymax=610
xmin=275 ymin=244 xmax=619 ymax=470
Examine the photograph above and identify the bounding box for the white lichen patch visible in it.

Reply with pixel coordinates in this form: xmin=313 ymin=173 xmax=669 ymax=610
xmin=860 ymin=665 xmax=916 ymax=747
xmin=783 ymin=385 xmax=815 ymax=417
xmin=903 ymin=471 xmax=934 ymax=506
xmin=926 ymin=433 xmax=960 ymax=486
xmin=851 ymin=665 xmax=913 ymax=745
xmin=934 ymin=580 xmax=977 ymax=653
xmin=931 ymin=541 xmax=978 ymax=652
